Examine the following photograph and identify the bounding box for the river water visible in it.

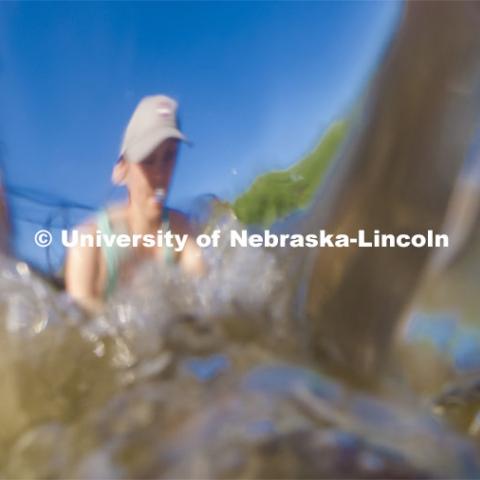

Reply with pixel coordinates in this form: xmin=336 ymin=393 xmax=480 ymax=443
xmin=0 ymin=210 xmax=480 ymax=478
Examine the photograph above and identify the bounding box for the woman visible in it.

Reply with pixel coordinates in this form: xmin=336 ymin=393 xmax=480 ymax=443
xmin=65 ymin=95 xmax=204 ymax=313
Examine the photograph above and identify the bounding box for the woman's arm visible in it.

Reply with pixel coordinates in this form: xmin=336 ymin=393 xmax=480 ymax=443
xmin=171 ymin=210 xmax=206 ymax=277
xmin=65 ymin=223 xmax=104 ymax=313
xmin=180 ymin=236 xmax=206 ymax=276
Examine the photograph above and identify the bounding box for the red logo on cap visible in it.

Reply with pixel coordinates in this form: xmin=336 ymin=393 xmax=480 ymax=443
xmin=156 ymin=101 xmax=173 ymax=117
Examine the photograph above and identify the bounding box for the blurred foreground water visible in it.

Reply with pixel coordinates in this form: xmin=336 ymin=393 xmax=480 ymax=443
xmin=2 ymin=2 xmax=480 ymax=478
xmin=2 ymin=214 xmax=480 ymax=479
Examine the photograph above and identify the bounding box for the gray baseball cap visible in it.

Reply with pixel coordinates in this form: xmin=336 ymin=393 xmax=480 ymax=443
xmin=120 ymin=95 xmax=188 ymax=164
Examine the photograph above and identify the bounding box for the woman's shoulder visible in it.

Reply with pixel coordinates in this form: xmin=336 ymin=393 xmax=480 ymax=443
xmin=103 ymin=203 xmax=128 ymax=223
xmin=167 ymin=208 xmax=195 ymax=235
xmin=75 ymin=203 xmax=127 ymax=233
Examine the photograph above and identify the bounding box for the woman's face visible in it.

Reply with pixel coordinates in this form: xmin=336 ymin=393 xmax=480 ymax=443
xmin=126 ymin=138 xmax=179 ymax=215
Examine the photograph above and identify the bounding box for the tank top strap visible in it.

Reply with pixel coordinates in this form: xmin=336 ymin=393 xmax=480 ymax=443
xmin=97 ymin=209 xmax=126 ymax=298
xmin=98 ymin=207 xmax=176 ymax=298
xmin=161 ymin=208 xmax=175 ymax=265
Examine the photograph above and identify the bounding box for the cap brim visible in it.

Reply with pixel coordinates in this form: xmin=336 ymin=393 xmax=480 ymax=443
xmin=124 ymin=127 xmax=190 ymax=164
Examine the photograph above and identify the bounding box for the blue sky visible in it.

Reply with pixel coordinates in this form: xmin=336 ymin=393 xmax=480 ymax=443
xmin=0 ymin=1 xmax=402 ymax=273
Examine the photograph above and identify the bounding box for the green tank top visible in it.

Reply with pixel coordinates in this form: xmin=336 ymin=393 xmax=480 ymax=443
xmin=97 ymin=208 xmax=175 ymax=299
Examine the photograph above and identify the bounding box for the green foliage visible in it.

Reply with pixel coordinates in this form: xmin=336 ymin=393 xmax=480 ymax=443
xmin=233 ymin=120 xmax=348 ymax=226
